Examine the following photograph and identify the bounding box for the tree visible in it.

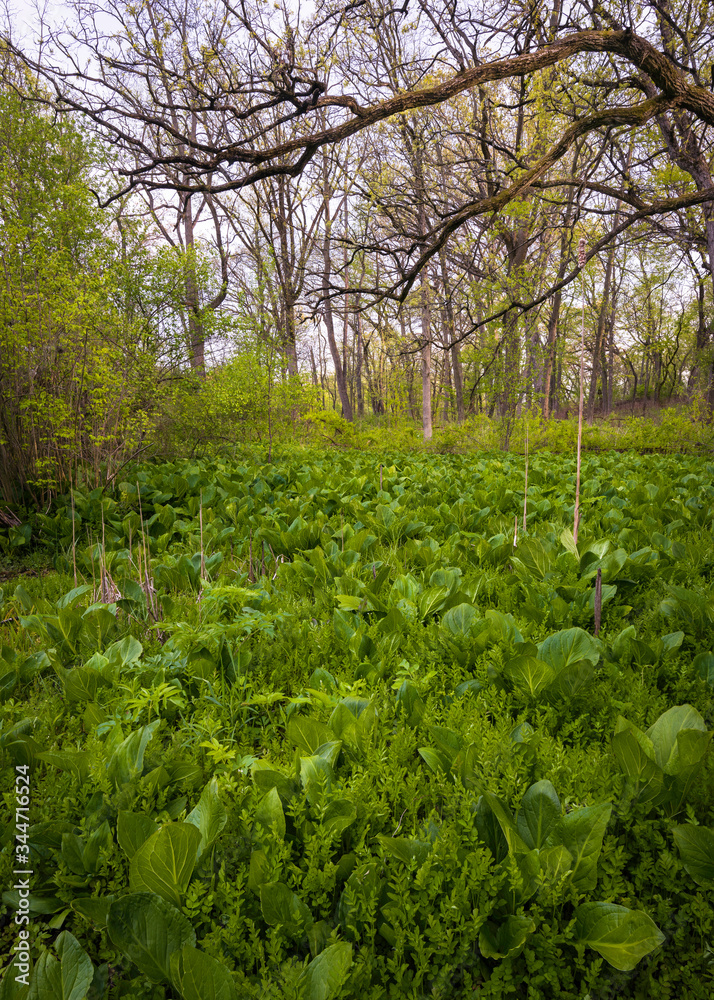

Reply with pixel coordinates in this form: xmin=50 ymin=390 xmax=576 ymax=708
xmin=0 ymin=83 xmax=206 ymax=503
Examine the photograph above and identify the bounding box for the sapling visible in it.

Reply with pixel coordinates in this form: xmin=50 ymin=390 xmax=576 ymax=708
xmin=574 ymin=237 xmax=587 ymax=544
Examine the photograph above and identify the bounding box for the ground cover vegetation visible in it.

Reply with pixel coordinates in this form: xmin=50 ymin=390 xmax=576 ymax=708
xmin=1 ymin=449 xmax=714 ymax=998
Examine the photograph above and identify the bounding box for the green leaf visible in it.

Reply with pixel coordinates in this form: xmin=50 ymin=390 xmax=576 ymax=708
xmin=612 ymin=717 xmax=659 ymax=790
xmin=377 ymin=835 xmax=431 ymax=866
xmin=559 ymin=527 xmax=579 ymax=560
xmin=646 ymin=704 xmax=707 ymax=771
xmin=287 ymin=716 xmax=333 ymax=755
xmin=104 ymin=635 xmax=143 ymax=669
xmin=70 ymin=896 xmax=113 ymax=928
xmin=107 ymin=892 xmax=195 ymax=983
xmin=300 ymin=755 xmax=333 ymax=803
xmin=693 ymin=652 xmax=714 ymax=686
xmin=170 ymin=945 xmax=236 ymax=1000
xmin=185 ymin=778 xmax=227 ymax=860
xmin=29 ymin=931 xmax=94 ymax=1000
xmin=322 ymin=799 xmax=357 ymax=836
xmin=504 ymin=655 xmax=555 ymax=698
xmin=547 ymin=659 xmax=596 ymax=699
xmin=441 ymin=603 xmax=477 ymax=638
xmin=28 ymin=932 xmax=93 ymax=1000
xmin=129 ymin=823 xmax=201 ymax=906
xmin=395 ymin=680 xmax=425 ymax=726
xmin=515 ymin=537 xmax=551 ymax=581
xmin=538 ymin=627 xmax=599 ymax=671
xmin=296 ymin=942 xmax=353 ymax=1000
xmin=63 ymin=666 xmax=107 ymax=704
xmin=516 ymin=780 xmax=561 ymax=849
xmin=254 ymin=787 xmax=286 ymax=842
xmin=107 ymin=720 xmax=160 ymax=787
xmin=478 ymin=790 xmax=529 ymax=855
xmin=479 ymin=915 xmax=535 ymax=959
xmin=260 ymin=882 xmax=313 ymax=935
xmin=57 ymin=607 xmax=83 ymax=651
xmin=672 ymin=825 xmax=714 ymax=886
xmin=554 ymin=803 xmax=611 ymax=890
xmin=573 ymin=902 xmax=665 ymax=971
xmin=118 ymin=811 xmax=158 ymax=858
xmin=0 ymin=963 xmax=29 ymax=1000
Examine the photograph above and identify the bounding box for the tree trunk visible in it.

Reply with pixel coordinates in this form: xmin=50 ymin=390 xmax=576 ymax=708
xmin=321 ymin=173 xmax=353 ymax=420
xmin=182 ymin=195 xmax=205 ymax=377
xmin=420 ymin=272 xmax=433 ymax=441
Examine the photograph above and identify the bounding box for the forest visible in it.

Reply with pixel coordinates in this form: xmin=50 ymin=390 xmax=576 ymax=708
xmin=0 ymin=3 xmax=714 ymax=1000
xmin=1 ymin=0 xmax=714 ymax=503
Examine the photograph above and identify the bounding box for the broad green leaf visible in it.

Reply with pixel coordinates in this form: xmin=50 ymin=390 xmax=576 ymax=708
xmin=335 ymin=594 xmax=364 ymax=611
xmin=129 ymin=823 xmax=201 ymax=906
xmin=441 ymin=603 xmax=477 ymax=638
xmin=395 ymin=680 xmax=425 ymax=726
xmin=693 ymin=652 xmax=714 ymax=686
xmin=56 ymin=585 xmax=93 ymax=610
xmin=37 ymin=750 xmax=91 ymax=783
xmin=83 ymin=820 xmax=112 ymax=874
xmin=0 ymin=963 xmax=29 ymax=1000
xmin=63 ymin=666 xmax=106 ymax=704
xmin=573 ymin=902 xmax=665 ymax=971
xmin=612 ymin=719 xmax=663 ymax=805
xmin=107 ymin=892 xmax=195 ymax=983
xmin=29 ymin=931 xmax=93 ymax=1000
xmin=70 ymin=895 xmax=113 ymax=928
xmin=417 ymin=585 xmax=449 ymax=619
xmin=322 ymin=799 xmax=357 ymax=836
xmin=553 ymin=802 xmax=612 ymax=890
xmin=57 ymin=607 xmax=83 ymax=650
xmin=118 ymin=811 xmax=158 ymax=858
xmin=659 ymin=631 xmax=684 ymax=659
xmin=486 ymin=609 xmax=523 ymax=645
xmin=296 ymin=942 xmax=353 ymax=1000
xmin=559 ymin=527 xmax=579 ymax=560
xmin=516 ymin=780 xmax=561 ymax=849
xmin=504 ymin=655 xmax=555 ymax=698
xmin=547 ymin=659 xmax=596 ymax=699
xmin=673 ymin=825 xmax=714 ymax=886
xmin=107 ymin=720 xmax=160 ymax=787
xmin=254 ymin=787 xmax=286 ymax=841
xmin=300 ymin=755 xmax=333 ymax=803
xmin=539 ymin=844 xmax=573 ymax=881
xmin=377 ymin=836 xmax=431 ymax=866
xmin=418 ymin=746 xmax=453 ymax=776
xmin=287 ymin=716 xmax=333 ymax=755
xmin=646 ymin=705 xmax=707 ymax=771
xmin=185 ymin=778 xmax=227 ymax=859
xmin=538 ymin=627 xmax=599 ymax=671
xmin=478 ymin=791 xmax=529 ymax=855
xmin=479 ymin=915 xmax=535 ymax=959
xmin=665 ymin=728 xmax=713 ymax=778
xmin=105 ymin=635 xmax=143 ymax=669
xmin=260 ymin=882 xmax=313 ymax=935
xmin=515 ymin=537 xmax=551 ymax=581
xmin=170 ymin=945 xmax=236 ymax=1000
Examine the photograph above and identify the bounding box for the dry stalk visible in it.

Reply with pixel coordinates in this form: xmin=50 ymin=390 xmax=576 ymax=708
xmin=594 ymin=567 xmax=603 ymax=637
xmin=523 ymin=421 xmax=529 ymax=533
xmin=199 ymin=489 xmax=206 ymax=580
xmin=574 ymin=237 xmax=587 ymax=545
xmin=71 ymin=488 xmax=77 ymax=589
